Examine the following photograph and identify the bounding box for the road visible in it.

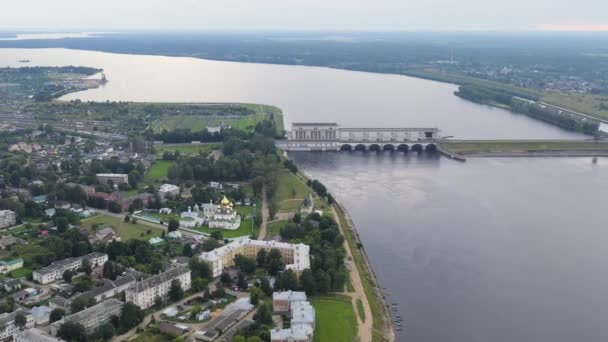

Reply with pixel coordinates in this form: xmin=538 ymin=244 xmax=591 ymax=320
xmin=258 ymin=188 xmax=269 ymax=239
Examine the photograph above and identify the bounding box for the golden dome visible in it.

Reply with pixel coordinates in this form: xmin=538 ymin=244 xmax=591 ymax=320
xmin=221 ymin=196 xmax=230 ymax=206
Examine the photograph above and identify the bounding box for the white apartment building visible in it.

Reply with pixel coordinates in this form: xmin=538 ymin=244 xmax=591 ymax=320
xmin=0 ymin=310 xmax=35 ymax=340
xmin=271 ymin=292 xmax=315 ymax=342
xmin=125 ymin=267 xmax=191 ymax=309
xmin=33 ymin=252 xmax=108 ymax=284
xmin=199 ymin=237 xmax=310 ymax=278
xmin=0 ymin=210 xmax=17 ymax=229
xmin=50 ymin=299 xmax=124 ymax=336
xmin=14 ymin=327 xmax=64 ymax=342
xmin=158 ymin=183 xmax=180 ymax=199
xmin=96 ymin=173 xmax=128 ymax=185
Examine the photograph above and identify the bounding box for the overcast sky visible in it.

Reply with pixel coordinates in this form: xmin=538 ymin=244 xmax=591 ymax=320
xmin=1 ymin=0 xmax=607 ymax=32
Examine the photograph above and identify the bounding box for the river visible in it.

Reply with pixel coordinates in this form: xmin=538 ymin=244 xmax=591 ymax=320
xmin=1 ymin=48 xmax=606 ymax=342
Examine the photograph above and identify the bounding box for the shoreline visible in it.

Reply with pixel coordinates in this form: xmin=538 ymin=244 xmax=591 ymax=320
xmin=293 ymin=163 xmax=394 ymax=342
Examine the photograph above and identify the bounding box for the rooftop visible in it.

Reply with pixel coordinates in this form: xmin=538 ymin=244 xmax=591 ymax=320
xmin=131 ymin=267 xmax=190 ymax=293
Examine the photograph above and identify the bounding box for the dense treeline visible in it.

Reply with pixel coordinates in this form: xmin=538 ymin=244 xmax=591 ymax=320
xmin=455 ymin=84 xmax=599 ymax=134
xmin=275 ymin=213 xmax=348 ymax=295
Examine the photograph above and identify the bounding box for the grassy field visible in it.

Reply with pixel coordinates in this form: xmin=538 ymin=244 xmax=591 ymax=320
xmin=144 ymin=160 xmax=174 ymax=182
xmin=154 ymin=144 xmax=221 ymax=158
xmin=335 ymin=204 xmax=386 ymax=342
xmin=276 ymin=171 xmax=311 ymax=212
xmin=441 ymin=140 xmax=608 ymax=155
xmin=357 ymin=298 xmax=366 ymax=322
xmin=542 ymin=92 xmax=608 ymax=121
xmin=82 ymin=215 xmax=163 ymax=241
xmin=311 ymin=295 xmax=357 ymax=342
xmin=131 ymin=333 xmax=169 ymax=342
xmin=195 ymin=206 xmax=259 ymax=238
xmin=266 ymin=220 xmax=287 ymax=238
xmin=150 ymin=103 xmax=283 ymax=135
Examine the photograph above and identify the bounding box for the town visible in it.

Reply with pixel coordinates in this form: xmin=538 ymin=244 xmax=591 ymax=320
xmin=0 ymin=66 xmax=376 ymax=342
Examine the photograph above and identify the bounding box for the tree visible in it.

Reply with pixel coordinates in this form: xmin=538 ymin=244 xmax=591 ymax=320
xmin=250 ymin=287 xmax=261 ymax=305
xmin=182 ymin=244 xmax=193 ymax=257
xmin=210 ymin=230 xmax=223 ymax=241
xmin=253 ymin=302 xmax=272 ymax=325
xmin=169 ymin=279 xmax=184 ymax=302
xmin=237 ymin=271 xmax=248 ymax=290
xmin=235 ymin=254 xmax=256 ymax=274
xmin=256 ymin=249 xmax=267 ymax=267
xmin=192 ymin=278 xmax=207 ymax=292
xmin=300 ymin=269 xmax=315 ymax=295
xmin=315 ymin=269 xmax=331 ymax=294
xmin=71 ymin=296 xmax=90 ymax=313
xmin=55 ymin=216 xmax=69 ymax=232
xmin=82 ymin=259 xmax=92 ymax=275
xmin=97 ymin=322 xmax=115 ymax=340
xmin=267 ymin=249 xmax=284 ymax=276
xmin=220 ymin=272 xmax=232 ymax=286
xmin=168 ymin=219 xmax=179 ymax=232
xmin=103 ymin=261 xmax=119 ymax=280
xmin=276 ymin=270 xmax=298 ymax=291
xmin=15 ymin=312 xmax=27 ymax=330
xmin=260 ymin=276 xmax=273 ymax=296
xmin=62 ymin=269 xmax=73 ymax=283
xmin=57 ymin=321 xmax=87 ymax=342
xmin=119 ymin=303 xmax=144 ymax=333
xmin=202 ymin=238 xmax=219 ymax=252
xmin=124 ymin=215 xmax=131 ymax=223
xmin=50 ymin=308 xmax=65 ymax=323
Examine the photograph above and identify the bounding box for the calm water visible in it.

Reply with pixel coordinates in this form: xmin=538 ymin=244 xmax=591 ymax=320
xmin=291 ymin=153 xmax=608 ymax=342
xmin=0 ymin=48 xmax=583 ymax=140
xmin=1 ymin=48 xmax=604 ymax=341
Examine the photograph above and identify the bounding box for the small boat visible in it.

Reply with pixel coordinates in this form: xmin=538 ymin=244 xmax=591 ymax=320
xmin=18 ymin=59 xmax=30 ymax=63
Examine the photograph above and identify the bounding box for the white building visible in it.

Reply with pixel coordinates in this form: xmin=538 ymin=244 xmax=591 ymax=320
xmin=208 ymin=196 xmax=241 ymax=230
xmin=96 ymin=173 xmax=128 ymax=185
xmin=78 ymin=272 xmax=138 ymax=304
xmin=51 ymin=299 xmax=124 ymax=335
xmin=199 ymin=237 xmax=310 ymax=278
xmin=158 ymin=184 xmax=180 ymax=200
xmin=14 ymin=327 xmax=65 ymax=342
xmin=271 ymin=292 xmax=315 ymax=342
xmin=33 ymin=252 xmax=108 ymax=284
xmin=125 ymin=267 xmax=191 ymax=309
xmin=0 ymin=210 xmax=17 ymax=229
xmin=0 ymin=309 xmax=35 ymax=340
xmin=180 ymin=196 xmax=241 ymax=230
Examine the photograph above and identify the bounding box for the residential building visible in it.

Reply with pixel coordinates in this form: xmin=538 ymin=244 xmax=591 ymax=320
xmin=49 ymin=296 xmax=72 ymax=314
xmin=272 ymin=291 xmax=308 ymax=313
xmin=158 ymin=183 xmax=180 ymax=200
xmin=0 ymin=277 xmax=21 ymax=292
xmin=33 ymin=252 xmax=108 ymax=284
xmin=271 ymin=292 xmax=315 ymax=342
xmin=78 ymin=272 xmax=137 ymax=303
xmin=89 ymin=227 xmax=120 ymax=244
xmin=125 ymin=266 xmax=191 ymax=309
xmin=50 ymin=299 xmax=124 ymax=335
xmin=0 ymin=309 xmax=35 ymax=340
xmin=14 ymin=327 xmax=65 ymax=342
xmin=0 ymin=210 xmax=17 ymax=228
xmin=0 ymin=235 xmax=27 ymax=249
xmin=0 ymin=257 xmax=24 ymax=274
xmin=95 ymin=173 xmax=128 ymax=185
xmin=199 ymin=237 xmax=310 ymax=278
xmin=31 ymin=305 xmax=53 ymax=325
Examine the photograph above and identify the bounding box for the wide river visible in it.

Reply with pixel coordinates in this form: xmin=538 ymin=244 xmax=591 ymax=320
xmin=2 ymin=48 xmax=607 ymax=341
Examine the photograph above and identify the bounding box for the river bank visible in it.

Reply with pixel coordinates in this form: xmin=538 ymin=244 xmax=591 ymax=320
xmin=439 ymin=140 xmax=608 ymax=159
xmin=291 ymin=162 xmax=394 ymax=342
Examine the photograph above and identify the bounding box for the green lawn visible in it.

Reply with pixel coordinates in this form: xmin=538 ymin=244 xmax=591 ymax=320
xmin=82 ymin=215 xmax=163 ymax=241
xmin=131 ymin=332 xmax=170 ymax=342
xmin=441 ymin=140 xmax=608 ymax=155
xmin=266 ymin=220 xmax=287 ymax=238
xmin=150 ymin=103 xmax=283 ymax=135
xmin=195 ymin=206 xmax=259 ymax=238
xmin=154 ymin=144 xmax=221 ymax=158
xmin=311 ymin=295 xmax=358 ymax=342
xmin=357 ymin=298 xmax=366 ymax=322
xmin=276 ymin=171 xmax=311 ymax=212
xmin=144 ymin=160 xmax=174 ymax=182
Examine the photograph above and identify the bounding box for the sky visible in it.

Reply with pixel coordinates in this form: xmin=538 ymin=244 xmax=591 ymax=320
xmin=1 ymin=0 xmax=608 ymax=32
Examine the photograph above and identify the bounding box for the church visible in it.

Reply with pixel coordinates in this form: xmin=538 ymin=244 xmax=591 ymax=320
xmin=180 ymin=196 xmax=241 ymax=230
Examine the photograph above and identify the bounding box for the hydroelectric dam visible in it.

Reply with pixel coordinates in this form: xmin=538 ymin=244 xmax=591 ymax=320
xmin=276 ymin=122 xmax=441 ymax=152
